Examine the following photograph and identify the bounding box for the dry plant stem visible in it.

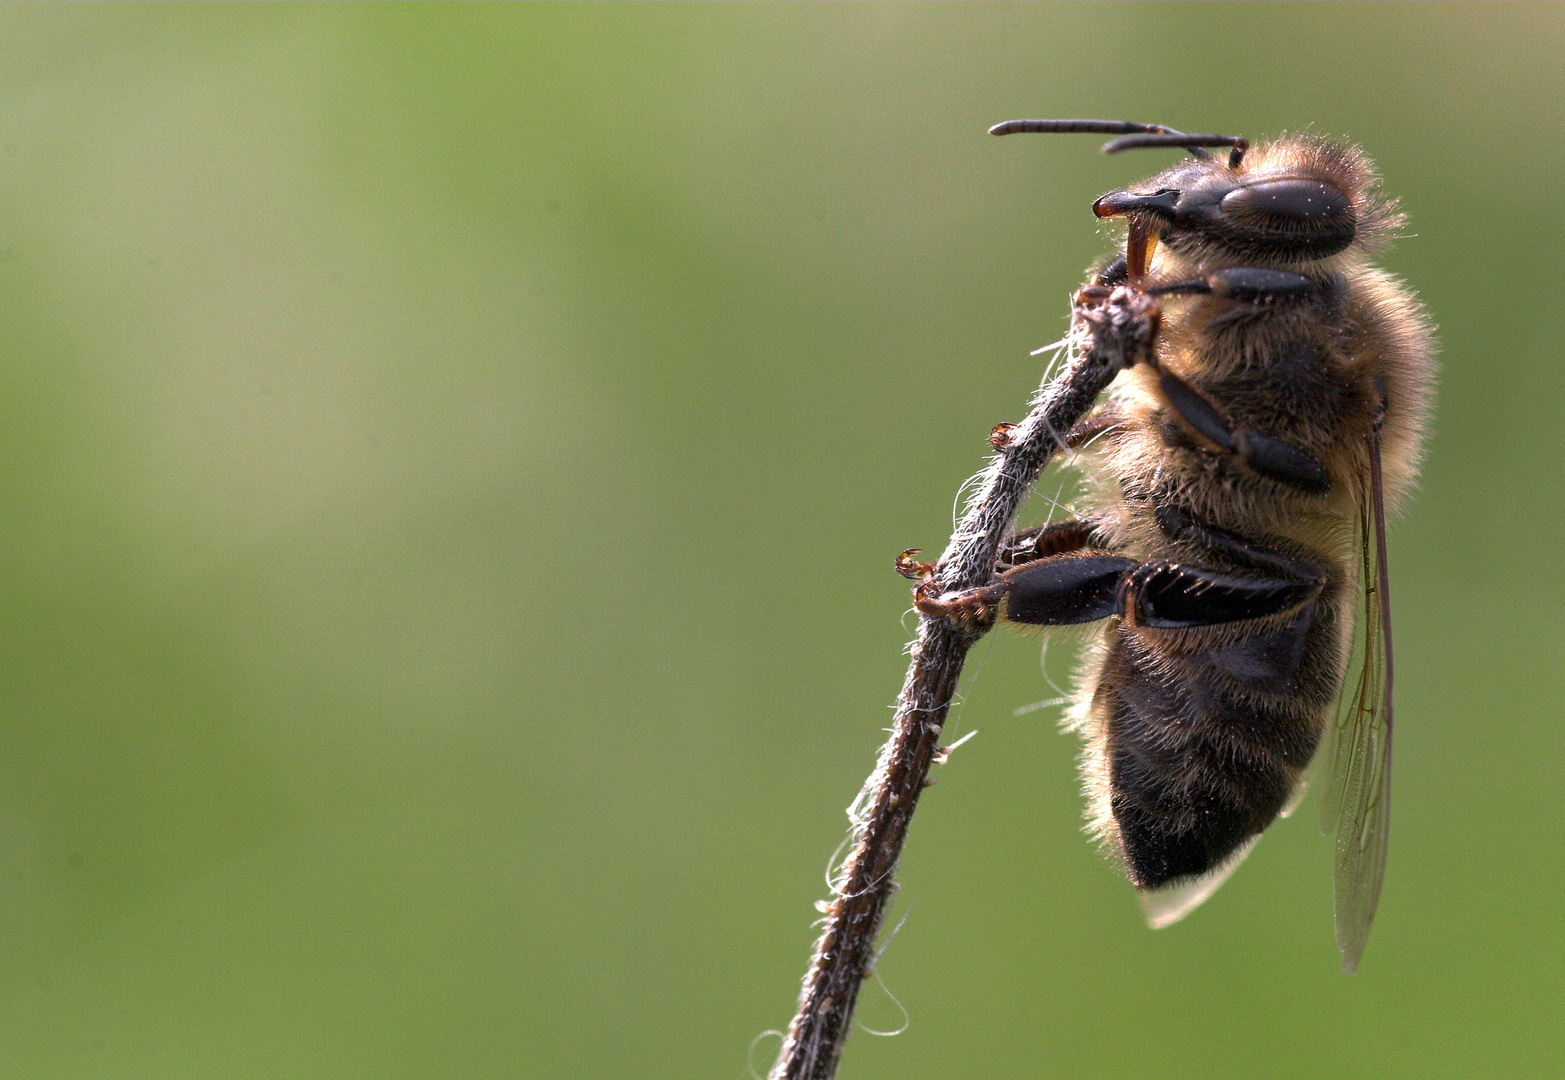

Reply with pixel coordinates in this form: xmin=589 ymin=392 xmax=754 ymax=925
xmin=769 ymin=289 xmax=1159 ymax=1080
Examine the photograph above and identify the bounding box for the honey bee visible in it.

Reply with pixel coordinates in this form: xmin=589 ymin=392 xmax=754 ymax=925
xmin=903 ymin=120 xmax=1433 ymax=971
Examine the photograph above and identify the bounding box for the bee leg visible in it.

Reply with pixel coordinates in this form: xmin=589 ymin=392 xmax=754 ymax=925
xmin=918 ymin=519 xmax=1325 ymax=630
xmin=1094 ymin=254 xmax=1129 ymax=288
xmin=1146 ymin=267 xmax=1318 ymax=304
xmin=1154 ymin=504 xmax=1325 ymax=579
xmin=997 ymin=515 xmax=1105 ymax=571
xmin=908 ymin=545 xmax=1135 ymax=627
xmin=1121 ymin=555 xmax=1324 ymax=630
xmin=911 ymin=578 xmax=1008 ymax=624
xmin=1073 ymin=253 xmax=1136 ymax=304
xmin=1156 ymin=367 xmax=1331 ymax=494
xmin=903 ymin=511 xmax=1105 ymax=593
xmin=1001 ymin=552 xmax=1138 ymax=625
xmin=1231 ymin=429 xmax=1332 ymax=494
xmin=1063 ymin=401 xmax=1124 ymax=451
xmin=993 ymin=398 xmax=1123 ymax=454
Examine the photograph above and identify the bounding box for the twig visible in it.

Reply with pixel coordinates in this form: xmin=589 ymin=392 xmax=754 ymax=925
xmin=768 ymin=287 xmax=1159 ymax=1080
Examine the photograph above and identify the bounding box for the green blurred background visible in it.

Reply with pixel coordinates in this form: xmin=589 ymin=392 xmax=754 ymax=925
xmin=0 ymin=4 xmax=1559 ymax=1078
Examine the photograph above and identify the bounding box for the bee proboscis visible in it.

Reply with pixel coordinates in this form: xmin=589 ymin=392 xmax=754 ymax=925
xmin=904 ymin=119 xmax=1433 ymax=971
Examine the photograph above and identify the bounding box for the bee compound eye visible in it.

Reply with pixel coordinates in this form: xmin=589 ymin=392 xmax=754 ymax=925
xmin=1220 ymin=178 xmax=1352 ymax=226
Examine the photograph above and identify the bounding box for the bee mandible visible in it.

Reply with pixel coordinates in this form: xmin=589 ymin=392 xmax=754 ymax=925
xmin=901 ymin=119 xmax=1433 ymax=971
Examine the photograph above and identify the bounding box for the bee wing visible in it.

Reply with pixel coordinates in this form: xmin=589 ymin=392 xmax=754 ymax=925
xmin=1319 ymin=425 xmax=1394 ymax=974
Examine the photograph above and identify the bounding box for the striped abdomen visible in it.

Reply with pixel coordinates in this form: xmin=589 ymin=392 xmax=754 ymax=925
xmin=1096 ymin=593 xmax=1346 ymax=889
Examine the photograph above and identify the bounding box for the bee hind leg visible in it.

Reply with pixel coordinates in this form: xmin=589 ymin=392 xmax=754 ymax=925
xmin=908 ymin=507 xmax=1325 ymax=633
xmin=914 ymin=549 xmax=1136 ymax=626
xmin=1123 ymin=546 xmax=1324 ymax=630
xmin=903 ymin=515 xmax=1129 ymax=625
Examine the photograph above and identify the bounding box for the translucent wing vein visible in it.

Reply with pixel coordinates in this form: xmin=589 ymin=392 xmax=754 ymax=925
xmin=1321 ymin=425 xmax=1394 ymax=973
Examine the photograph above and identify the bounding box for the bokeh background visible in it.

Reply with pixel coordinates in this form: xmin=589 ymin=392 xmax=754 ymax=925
xmin=0 ymin=5 xmax=1560 ymax=1078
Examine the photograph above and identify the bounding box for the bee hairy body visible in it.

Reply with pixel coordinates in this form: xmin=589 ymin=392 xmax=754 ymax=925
xmin=1081 ymin=226 xmax=1429 ymax=907
xmin=917 ymin=128 xmax=1432 ymax=947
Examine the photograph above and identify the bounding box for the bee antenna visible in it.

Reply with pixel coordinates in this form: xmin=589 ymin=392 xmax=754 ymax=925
xmin=990 ymin=118 xmax=1249 ymax=167
xmin=1103 ymin=132 xmax=1249 ymax=169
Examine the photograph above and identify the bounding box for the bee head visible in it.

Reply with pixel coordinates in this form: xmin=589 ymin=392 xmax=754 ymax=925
xmin=991 ymin=120 xmax=1400 ymax=276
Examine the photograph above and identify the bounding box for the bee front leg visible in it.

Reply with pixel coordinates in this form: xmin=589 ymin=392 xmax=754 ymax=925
xmin=1146 ymin=267 xmax=1320 ymax=305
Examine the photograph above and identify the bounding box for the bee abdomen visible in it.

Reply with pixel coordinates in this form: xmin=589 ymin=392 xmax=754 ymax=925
xmin=1099 ymin=605 xmax=1337 ymax=889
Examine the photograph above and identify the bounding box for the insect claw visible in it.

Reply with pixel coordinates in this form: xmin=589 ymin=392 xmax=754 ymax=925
xmin=913 ymin=579 xmax=1001 ymax=624
xmin=896 ymin=548 xmax=936 ymax=580
xmin=912 ymin=578 xmax=958 ymax=617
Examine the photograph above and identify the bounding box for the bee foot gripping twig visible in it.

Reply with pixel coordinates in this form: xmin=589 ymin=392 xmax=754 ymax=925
xmin=766 ymin=287 xmax=1156 ymax=1080
xmin=894 ymin=548 xmax=935 ymax=581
